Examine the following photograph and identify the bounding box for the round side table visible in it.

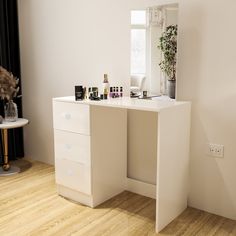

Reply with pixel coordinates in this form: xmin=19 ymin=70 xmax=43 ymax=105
xmin=0 ymin=118 xmax=29 ymax=176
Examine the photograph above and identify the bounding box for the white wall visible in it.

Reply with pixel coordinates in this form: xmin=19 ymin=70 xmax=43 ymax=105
xmin=177 ymin=0 xmax=236 ymax=220
xmin=18 ymin=0 xmax=175 ymax=164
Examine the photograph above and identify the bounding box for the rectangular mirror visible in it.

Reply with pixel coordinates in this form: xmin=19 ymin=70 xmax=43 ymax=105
xmin=130 ymin=3 xmax=179 ymax=99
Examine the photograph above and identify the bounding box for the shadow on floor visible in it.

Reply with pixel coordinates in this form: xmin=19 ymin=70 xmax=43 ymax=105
xmin=10 ymin=159 xmax=32 ymax=173
xmin=95 ymin=191 xmax=156 ymax=222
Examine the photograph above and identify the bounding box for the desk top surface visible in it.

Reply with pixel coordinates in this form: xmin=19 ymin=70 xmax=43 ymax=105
xmin=53 ymin=96 xmax=190 ymax=112
xmin=0 ymin=118 xmax=29 ymax=129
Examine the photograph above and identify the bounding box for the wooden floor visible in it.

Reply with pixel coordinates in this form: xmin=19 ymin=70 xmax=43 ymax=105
xmin=0 ymin=160 xmax=235 ymax=236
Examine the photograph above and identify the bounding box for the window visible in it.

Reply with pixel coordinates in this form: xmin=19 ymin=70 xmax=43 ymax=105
xmin=130 ymin=10 xmax=147 ymax=75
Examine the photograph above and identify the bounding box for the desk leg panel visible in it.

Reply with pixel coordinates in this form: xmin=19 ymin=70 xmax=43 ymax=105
xmin=156 ymin=103 xmax=191 ymax=232
xmin=90 ymin=106 xmax=127 ymax=207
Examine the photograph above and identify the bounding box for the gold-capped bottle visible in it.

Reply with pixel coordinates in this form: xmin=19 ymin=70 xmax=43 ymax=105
xmin=102 ymin=74 xmax=110 ymax=97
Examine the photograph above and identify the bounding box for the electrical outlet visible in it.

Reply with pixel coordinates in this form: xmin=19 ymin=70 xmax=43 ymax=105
xmin=208 ymin=143 xmax=224 ymax=158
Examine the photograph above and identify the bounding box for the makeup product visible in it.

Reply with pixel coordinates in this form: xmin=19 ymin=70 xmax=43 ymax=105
xmin=88 ymin=87 xmax=92 ymax=99
xmin=90 ymin=96 xmax=100 ymax=101
xmin=112 ymin=87 xmax=116 ymax=98
xmin=104 ymin=87 xmax=108 ymax=98
xmin=83 ymin=87 xmax=87 ymax=99
xmin=92 ymin=87 xmax=98 ymax=97
xmin=89 ymin=87 xmax=100 ymax=100
xmin=116 ymin=87 xmax=119 ymax=97
xmin=109 ymin=87 xmax=113 ymax=98
xmin=93 ymin=90 xmax=98 ymax=98
xmin=143 ymin=90 xmax=147 ymax=98
xmin=102 ymin=74 xmax=110 ymax=94
xmin=75 ymin=86 xmax=84 ymax=100
xmin=120 ymin=87 xmax=123 ymax=97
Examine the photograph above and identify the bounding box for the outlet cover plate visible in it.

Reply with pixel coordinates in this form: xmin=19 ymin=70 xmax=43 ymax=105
xmin=207 ymin=143 xmax=224 ymax=158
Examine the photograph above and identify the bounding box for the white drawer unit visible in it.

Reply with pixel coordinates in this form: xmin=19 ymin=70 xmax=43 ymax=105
xmin=53 ymin=101 xmax=90 ymax=135
xmin=53 ymin=100 xmax=127 ymax=208
xmin=54 ymin=130 xmax=91 ymax=165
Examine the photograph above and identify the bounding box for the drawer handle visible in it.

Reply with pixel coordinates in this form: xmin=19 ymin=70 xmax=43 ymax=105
xmin=64 ymin=144 xmax=71 ymax=150
xmin=63 ymin=113 xmax=71 ymax=120
xmin=66 ymin=169 xmax=73 ymax=176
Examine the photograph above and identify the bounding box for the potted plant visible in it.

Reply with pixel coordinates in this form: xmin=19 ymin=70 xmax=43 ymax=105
xmin=0 ymin=66 xmax=19 ymax=122
xmin=158 ymin=25 xmax=178 ymax=99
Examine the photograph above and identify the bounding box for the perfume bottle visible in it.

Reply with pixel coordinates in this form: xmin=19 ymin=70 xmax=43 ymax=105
xmin=102 ymin=74 xmax=110 ymax=95
xmin=104 ymin=88 xmax=108 ymax=100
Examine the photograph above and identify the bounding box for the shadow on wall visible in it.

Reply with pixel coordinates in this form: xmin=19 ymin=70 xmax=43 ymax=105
xmin=178 ymin=2 xmax=236 ymax=219
xmin=188 ymin=107 xmax=236 ymax=217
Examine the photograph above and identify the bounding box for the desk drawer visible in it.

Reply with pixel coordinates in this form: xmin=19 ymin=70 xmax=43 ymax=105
xmin=54 ymin=130 xmax=91 ymax=165
xmin=55 ymin=159 xmax=91 ymax=195
xmin=53 ymin=101 xmax=90 ymax=135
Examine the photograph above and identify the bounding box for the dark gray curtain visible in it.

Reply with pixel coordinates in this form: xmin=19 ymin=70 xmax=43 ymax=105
xmin=0 ymin=0 xmax=24 ymax=163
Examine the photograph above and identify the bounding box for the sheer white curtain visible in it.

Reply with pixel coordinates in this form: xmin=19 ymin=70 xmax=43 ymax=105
xmin=147 ymin=7 xmax=167 ymax=95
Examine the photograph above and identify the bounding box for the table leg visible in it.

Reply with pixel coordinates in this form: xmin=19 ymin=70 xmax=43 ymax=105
xmin=2 ymin=129 xmax=10 ymax=171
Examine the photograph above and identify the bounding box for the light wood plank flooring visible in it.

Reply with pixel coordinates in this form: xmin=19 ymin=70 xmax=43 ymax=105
xmin=0 ymin=160 xmax=235 ymax=236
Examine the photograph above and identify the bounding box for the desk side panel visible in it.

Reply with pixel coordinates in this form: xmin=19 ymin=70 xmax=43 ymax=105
xmin=156 ymin=103 xmax=191 ymax=232
xmin=90 ymin=106 xmax=127 ymax=207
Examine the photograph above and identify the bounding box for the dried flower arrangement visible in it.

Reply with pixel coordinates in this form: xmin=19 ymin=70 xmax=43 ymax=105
xmin=0 ymin=66 xmax=19 ymax=100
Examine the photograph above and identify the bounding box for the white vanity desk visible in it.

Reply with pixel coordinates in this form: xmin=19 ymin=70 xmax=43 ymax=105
xmin=52 ymin=96 xmax=191 ymax=233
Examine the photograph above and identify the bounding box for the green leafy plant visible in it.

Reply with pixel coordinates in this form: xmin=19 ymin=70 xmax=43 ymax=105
xmin=158 ymin=25 xmax=178 ymax=80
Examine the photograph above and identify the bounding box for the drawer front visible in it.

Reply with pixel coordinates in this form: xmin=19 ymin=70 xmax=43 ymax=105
xmin=53 ymin=101 xmax=90 ymax=135
xmin=55 ymin=159 xmax=91 ymax=195
xmin=54 ymin=130 xmax=91 ymax=165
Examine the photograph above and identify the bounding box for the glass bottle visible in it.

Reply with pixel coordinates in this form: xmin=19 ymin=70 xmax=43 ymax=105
xmin=4 ymin=100 xmax=18 ymax=122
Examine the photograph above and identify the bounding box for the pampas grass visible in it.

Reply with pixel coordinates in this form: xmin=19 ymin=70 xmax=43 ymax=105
xmin=0 ymin=66 xmax=19 ymax=100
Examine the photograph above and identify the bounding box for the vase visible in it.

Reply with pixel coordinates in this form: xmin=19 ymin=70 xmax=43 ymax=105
xmin=4 ymin=100 xmax=18 ymax=122
xmin=167 ymin=80 xmax=176 ymax=99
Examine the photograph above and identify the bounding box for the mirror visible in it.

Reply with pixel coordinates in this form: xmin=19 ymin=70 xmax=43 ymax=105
xmin=130 ymin=4 xmax=179 ymax=98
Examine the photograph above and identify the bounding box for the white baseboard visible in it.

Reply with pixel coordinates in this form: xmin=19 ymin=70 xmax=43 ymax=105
xmin=126 ymin=177 xmax=156 ymax=199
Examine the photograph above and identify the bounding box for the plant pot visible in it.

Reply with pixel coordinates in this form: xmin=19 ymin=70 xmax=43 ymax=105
xmin=167 ymin=80 xmax=176 ymax=99
xmin=4 ymin=100 xmax=18 ymax=122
